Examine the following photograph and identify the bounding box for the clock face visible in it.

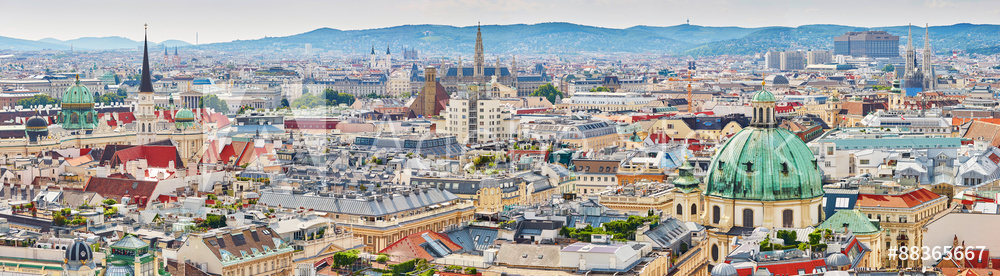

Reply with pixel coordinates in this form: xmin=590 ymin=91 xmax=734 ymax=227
xmin=141 ymin=96 xmax=146 ymax=100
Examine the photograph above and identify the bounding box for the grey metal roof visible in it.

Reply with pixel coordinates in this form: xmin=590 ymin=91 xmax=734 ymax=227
xmin=258 ymin=188 xmax=460 ymax=216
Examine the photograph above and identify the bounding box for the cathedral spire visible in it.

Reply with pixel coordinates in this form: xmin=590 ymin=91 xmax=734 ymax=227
xmin=474 ymin=22 xmax=485 ymax=82
xmin=139 ymin=24 xmax=155 ymax=93
xmin=904 ymin=24 xmax=916 ymax=78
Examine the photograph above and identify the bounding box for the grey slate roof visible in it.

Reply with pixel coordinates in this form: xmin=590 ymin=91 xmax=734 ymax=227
xmin=258 ymin=188 xmax=460 ymax=216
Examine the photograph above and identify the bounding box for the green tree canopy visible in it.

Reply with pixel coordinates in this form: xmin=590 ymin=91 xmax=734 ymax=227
xmin=322 ymin=89 xmax=355 ymax=106
xmin=199 ymin=94 xmax=229 ymax=114
xmin=589 ymin=86 xmax=611 ymax=92
xmin=17 ymin=94 xmax=59 ymax=108
xmin=291 ymin=93 xmax=325 ymax=109
xmin=530 ymin=83 xmax=563 ymax=104
xmin=882 ymin=64 xmax=895 ymax=72
xmin=97 ymin=92 xmax=125 ymax=105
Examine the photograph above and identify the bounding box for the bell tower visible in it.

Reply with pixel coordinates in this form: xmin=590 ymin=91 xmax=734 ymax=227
xmin=136 ymin=24 xmax=158 ymax=145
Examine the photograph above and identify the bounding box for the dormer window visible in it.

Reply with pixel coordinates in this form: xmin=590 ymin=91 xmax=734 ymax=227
xmin=743 ymin=161 xmax=754 ymax=173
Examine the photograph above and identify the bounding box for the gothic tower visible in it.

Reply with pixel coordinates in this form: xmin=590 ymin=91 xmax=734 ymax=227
xmin=511 ymin=56 xmax=518 ymax=90
xmin=457 ymin=57 xmax=463 ymax=78
xmin=384 ymin=46 xmax=392 ymax=69
xmin=923 ymin=24 xmax=935 ymax=91
xmin=474 ymin=23 xmax=485 ymax=83
xmin=137 ymin=24 xmax=158 ymax=145
xmin=369 ymin=46 xmax=377 ymax=68
xmin=904 ymin=24 xmax=916 ymax=77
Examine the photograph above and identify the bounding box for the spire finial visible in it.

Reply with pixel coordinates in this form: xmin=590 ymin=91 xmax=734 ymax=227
xmin=75 ymin=74 xmax=80 ymax=84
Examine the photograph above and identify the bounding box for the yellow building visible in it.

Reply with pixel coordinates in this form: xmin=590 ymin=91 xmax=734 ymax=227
xmin=172 ymin=226 xmax=295 ymax=276
xmin=258 ymin=188 xmax=476 ymax=252
xmin=855 ymin=188 xmax=948 ymax=268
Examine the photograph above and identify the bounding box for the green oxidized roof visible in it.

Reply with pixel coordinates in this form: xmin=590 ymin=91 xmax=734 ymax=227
xmin=111 ymin=235 xmax=149 ymax=250
xmin=61 ymin=79 xmax=94 ymax=106
xmin=751 ymin=89 xmax=776 ymax=102
xmin=673 ymin=161 xmax=701 ymax=193
xmin=817 ymin=209 xmax=880 ymax=235
xmin=704 ymin=127 xmax=824 ymax=201
xmin=175 ymin=108 xmax=195 ymax=121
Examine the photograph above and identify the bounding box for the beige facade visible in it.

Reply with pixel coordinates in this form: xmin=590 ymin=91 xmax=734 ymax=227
xmin=857 ymin=192 xmax=948 ymax=268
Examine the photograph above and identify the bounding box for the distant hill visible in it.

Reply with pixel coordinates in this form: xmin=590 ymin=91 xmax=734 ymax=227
xmin=18 ymin=37 xmax=191 ymax=50
xmin=0 ymin=36 xmax=68 ymax=51
xmin=198 ymin=23 xmax=692 ymax=54
xmin=8 ymin=23 xmax=1000 ymax=55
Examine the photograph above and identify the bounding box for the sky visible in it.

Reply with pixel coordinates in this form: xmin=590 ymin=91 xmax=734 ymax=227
xmin=3 ymin=0 xmax=1000 ymax=44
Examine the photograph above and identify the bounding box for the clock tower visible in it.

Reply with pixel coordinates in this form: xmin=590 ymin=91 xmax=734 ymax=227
xmin=136 ymin=24 xmax=157 ymax=145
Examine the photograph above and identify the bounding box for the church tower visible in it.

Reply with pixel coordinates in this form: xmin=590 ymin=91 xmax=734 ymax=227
xmin=369 ymin=46 xmax=377 ymax=68
xmin=923 ymin=24 xmax=935 ymax=91
xmin=384 ymin=46 xmax=392 ymax=69
xmin=136 ymin=24 xmax=158 ymax=145
xmin=511 ymin=56 xmax=518 ymax=91
xmin=457 ymin=57 xmax=463 ymax=78
xmin=474 ymin=24 xmax=485 ymax=83
xmin=904 ymin=24 xmax=916 ymax=78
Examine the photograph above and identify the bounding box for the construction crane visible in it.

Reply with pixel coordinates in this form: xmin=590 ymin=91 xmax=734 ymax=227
xmin=666 ymin=61 xmax=715 ymax=113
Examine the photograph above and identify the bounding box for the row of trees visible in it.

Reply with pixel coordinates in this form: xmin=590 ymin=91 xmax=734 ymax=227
xmin=291 ymin=89 xmax=356 ymax=109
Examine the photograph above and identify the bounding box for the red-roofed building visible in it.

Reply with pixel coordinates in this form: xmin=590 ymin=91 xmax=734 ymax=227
xmin=109 ymin=145 xmax=184 ymax=169
xmin=857 ymin=188 xmax=949 ymax=268
xmin=84 ymin=177 xmax=159 ymax=207
xmin=379 ymin=230 xmax=462 ymax=262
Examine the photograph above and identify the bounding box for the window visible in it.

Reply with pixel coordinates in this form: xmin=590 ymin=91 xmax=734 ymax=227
xmin=827 ymin=146 xmax=834 ymax=155
xmin=743 ymin=209 xmax=754 ymax=227
xmin=713 ymin=206 xmax=721 ymax=224
xmin=860 ymin=159 xmax=870 ymax=165
xmin=676 ymin=204 xmax=683 ymax=215
xmin=667 ymin=124 xmax=674 ymax=129
xmin=711 ymin=244 xmax=719 ymax=262
xmin=825 ymin=161 xmax=831 ymax=167
xmin=835 ymin=198 xmax=850 ymax=208
xmin=691 ymin=203 xmax=697 ymax=215
xmin=783 ymin=209 xmax=794 ymax=228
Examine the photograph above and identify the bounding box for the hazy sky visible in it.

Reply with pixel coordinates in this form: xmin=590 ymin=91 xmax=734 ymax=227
xmin=3 ymin=0 xmax=999 ymax=44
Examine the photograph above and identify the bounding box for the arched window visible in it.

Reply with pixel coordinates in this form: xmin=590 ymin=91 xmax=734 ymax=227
xmin=85 ymin=112 xmax=94 ymax=123
xmin=742 ymin=208 xmax=754 ymax=227
xmin=711 ymin=244 xmax=719 ymax=262
xmin=712 ymin=206 xmax=721 ymax=224
xmin=676 ymin=204 xmax=683 ymax=216
xmin=783 ymin=209 xmax=794 ymax=228
xmin=691 ymin=203 xmax=697 ymax=215
xmin=70 ymin=113 xmax=79 ymax=124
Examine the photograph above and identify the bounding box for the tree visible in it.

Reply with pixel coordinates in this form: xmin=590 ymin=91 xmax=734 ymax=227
xmin=882 ymin=64 xmax=895 ymax=72
xmin=332 ymin=250 xmax=359 ymax=268
xmin=199 ymin=94 xmax=230 ymax=114
xmin=376 ymin=254 xmax=389 ymax=263
xmin=97 ymin=92 xmax=125 ymax=105
xmin=589 ymin=86 xmax=611 ymax=92
xmin=280 ymin=97 xmax=290 ymax=108
xmin=199 ymin=214 xmax=227 ymax=229
xmin=291 ymin=93 xmax=325 ymax=109
xmin=322 ymin=89 xmax=355 ymax=106
xmin=237 ymin=105 xmax=254 ymax=114
xmin=102 ymin=199 xmax=117 ymax=205
xmin=529 ymin=83 xmax=563 ymax=104
xmin=464 ymin=267 xmax=478 ymax=275
xmin=17 ymin=94 xmax=59 ymax=108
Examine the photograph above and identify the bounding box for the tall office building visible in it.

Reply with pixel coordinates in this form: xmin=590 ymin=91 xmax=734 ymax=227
xmin=780 ymin=51 xmax=805 ymax=70
xmin=833 ymin=31 xmax=899 ymax=58
xmin=764 ymin=51 xmax=804 ymax=71
xmin=807 ymin=50 xmax=832 ymax=65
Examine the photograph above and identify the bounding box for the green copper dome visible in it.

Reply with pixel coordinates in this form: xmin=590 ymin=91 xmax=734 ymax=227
xmin=750 ymin=89 xmax=776 ymax=102
xmin=174 ymin=108 xmax=195 ymax=130
xmin=175 ymin=108 xmax=195 ymax=122
xmin=61 ymin=79 xmax=94 ymax=107
xmin=673 ymin=161 xmax=701 ymax=193
xmin=704 ymin=126 xmax=824 ymax=201
xmin=59 ymin=77 xmax=98 ymax=130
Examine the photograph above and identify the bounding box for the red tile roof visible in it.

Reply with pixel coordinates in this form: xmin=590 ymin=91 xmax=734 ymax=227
xmin=379 ymin=230 xmax=463 ymax=261
xmin=110 ymin=145 xmax=184 ymax=169
xmin=857 ymin=188 xmax=942 ymax=208
xmin=745 ymin=259 xmax=827 ymax=276
xmin=84 ymin=177 xmax=158 ymax=207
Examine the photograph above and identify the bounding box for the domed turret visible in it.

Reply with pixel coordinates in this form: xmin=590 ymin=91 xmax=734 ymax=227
xmin=174 ymin=108 xmax=195 ymax=130
xmin=25 ymin=116 xmax=48 ymax=142
xmin=65 ymin=240 xmax=94 ymax=265
xmin=826 ymin=252 xmax=850 ymax=268
xmin=59 ymin=76 xmax=98 ymax=130
xmin=711 ymin=263 xmax=738 ymax=276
